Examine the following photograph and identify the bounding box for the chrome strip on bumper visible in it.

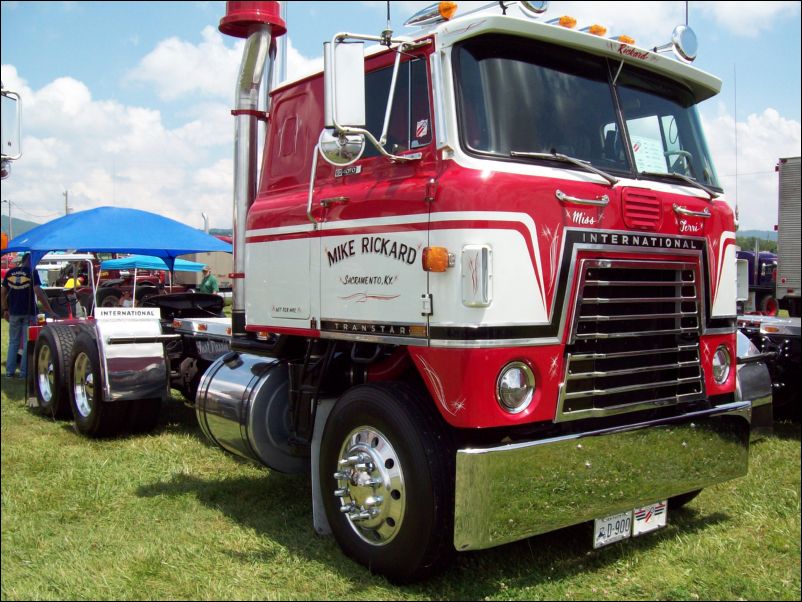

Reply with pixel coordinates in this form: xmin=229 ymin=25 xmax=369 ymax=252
xmin=454 ymin=401 xmax=750 ymax=551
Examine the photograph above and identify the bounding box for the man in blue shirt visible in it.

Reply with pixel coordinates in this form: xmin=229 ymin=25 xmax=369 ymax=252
xmin=1 ymin=253 xmax=56 ymax=379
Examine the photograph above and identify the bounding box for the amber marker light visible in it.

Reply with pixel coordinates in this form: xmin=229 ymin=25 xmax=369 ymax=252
xmin=586 ymin=24 xmax=607 ymax=36
xmin=615 ymin=34 xmax=636 ymax=45
xmin=439 ymin=1 xmax=458 ymax=20
xmin=558 ymin=15 xmax=577 ymax=28
xmin=422 ymin=246 xmax=451 ymax=272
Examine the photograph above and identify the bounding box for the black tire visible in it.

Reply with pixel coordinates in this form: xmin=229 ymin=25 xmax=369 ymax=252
xmin=34 ymin=324 xmax=78 ymax=419
xmin=759 ymin=295 xmax=778 ymax=316
xmin=669 ymin=489 xmax=702 ymax=509
xmin=319 ymin=382 xmax=455 ymax=583
xmin=69 ymin=331 xmax=129 ymax=438
xmin=97 ymin=289 xmax=122 ymax=308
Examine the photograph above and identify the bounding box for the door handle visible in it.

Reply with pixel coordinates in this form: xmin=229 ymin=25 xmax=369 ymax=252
xmin=320 ymin=196 xmax=350 ymax=208
xmin=555 ymin=189 xmax=610 ymax=207
xmin=673 ymin=204 xmax=711 ymax=218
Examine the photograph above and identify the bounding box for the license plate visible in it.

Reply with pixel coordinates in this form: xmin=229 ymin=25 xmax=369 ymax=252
xmin=593 ymin=500 xmax=667 ymax=549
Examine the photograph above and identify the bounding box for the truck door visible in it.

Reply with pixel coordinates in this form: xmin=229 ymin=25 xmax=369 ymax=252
xmin=315 ymin=55 xmax=436 ymax=343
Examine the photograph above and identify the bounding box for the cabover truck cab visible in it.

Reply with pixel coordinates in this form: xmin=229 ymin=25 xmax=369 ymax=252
xmin=198 ymin=1 xmax=751 ymax=582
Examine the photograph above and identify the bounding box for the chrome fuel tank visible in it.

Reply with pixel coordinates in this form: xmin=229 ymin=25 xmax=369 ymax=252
xmin=196 ymin=353 xmax=307 ymax=474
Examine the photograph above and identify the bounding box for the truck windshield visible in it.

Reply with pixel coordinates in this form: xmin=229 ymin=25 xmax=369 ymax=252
xmin=453 ymin=34 xmax=720 ymax=189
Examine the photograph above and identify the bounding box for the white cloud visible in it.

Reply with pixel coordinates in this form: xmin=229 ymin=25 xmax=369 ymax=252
xmin=694 ymin=1 xmax=800 ymax=37
xmin=704 ymin=107 xmax=801 ymax=230
xmin=1 ymin=62 xmax=234 ymax=229
xmin=284 ymin=37 xmax=323 ymax=83
xmin=126 ymin=26 xmax=244 ymax=101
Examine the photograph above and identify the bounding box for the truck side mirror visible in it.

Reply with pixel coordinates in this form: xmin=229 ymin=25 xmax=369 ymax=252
xmin=323 ymin=40 xmax=366 ymax=130
xmin=736 ymin=258 xmax=749 ymax=302
xmin=320 ymin=40 xmax=366 ymax=166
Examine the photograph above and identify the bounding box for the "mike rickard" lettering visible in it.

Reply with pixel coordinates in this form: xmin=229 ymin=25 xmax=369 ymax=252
xmin=327 ymin=236 xmax=418 ymax=266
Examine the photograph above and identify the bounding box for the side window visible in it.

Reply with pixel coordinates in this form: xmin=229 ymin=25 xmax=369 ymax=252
xmin=364 ymin=58 xmax=432 ymax=158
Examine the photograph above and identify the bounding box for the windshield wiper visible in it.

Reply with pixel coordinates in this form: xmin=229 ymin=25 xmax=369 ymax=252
xmin=511 ymin=150 xmax=619 ymax=186
xmin=641 ymin=171 xmax=719 ymax=201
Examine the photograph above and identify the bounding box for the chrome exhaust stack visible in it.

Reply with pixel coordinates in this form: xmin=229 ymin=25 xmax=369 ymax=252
xmin=218 ymin=2 xmax=286 ymax=336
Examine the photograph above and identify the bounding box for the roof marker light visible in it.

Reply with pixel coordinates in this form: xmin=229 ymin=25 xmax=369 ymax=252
xmin=582 ymin=24 xmax=608 ymax=36
xmin=548 ymin=15 xmax=577 ymax=29
xmin=405 ymin=1 xmax=458 ymax=27
xmin=612 ymin=34 xmax=636 ymax=45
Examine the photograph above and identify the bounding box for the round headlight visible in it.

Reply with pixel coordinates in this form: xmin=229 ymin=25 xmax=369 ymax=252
xmin=712 ymin=345 xmax=731 ymax=385
xmin=496 ymin=361 xmax=536 ymax=414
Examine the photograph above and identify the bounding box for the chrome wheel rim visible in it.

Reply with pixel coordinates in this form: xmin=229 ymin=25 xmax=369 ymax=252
xmin=73 ymin=352 xmax=94 ymax=418
xmin=333 ymin=426 xmax=405 ymax=546
xmin=37 ymin=345 xmax=54 ymax=403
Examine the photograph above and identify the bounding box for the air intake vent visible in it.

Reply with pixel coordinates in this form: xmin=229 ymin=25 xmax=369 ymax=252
xmin=557 ymin=259 xmax=704 ymax=421
xmin=622 ymin=189 xmax=662 ymax=231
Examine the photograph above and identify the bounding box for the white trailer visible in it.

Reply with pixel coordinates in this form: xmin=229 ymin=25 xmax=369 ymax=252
xmin=776 ymin=156 xmax=801 ymax=316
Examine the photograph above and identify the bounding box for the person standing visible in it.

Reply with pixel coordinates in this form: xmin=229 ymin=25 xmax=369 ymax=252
xmin=1 ymin=253 xmax=56 ymax=379
xmin=197 ymin=265 xmax=219 ymax=294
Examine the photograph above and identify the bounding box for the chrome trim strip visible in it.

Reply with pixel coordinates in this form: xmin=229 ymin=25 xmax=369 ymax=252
xmin=575 ymin=326 xmax=699 ymax=340
xmin=586 ymin=279 xmax=690 ymax=287
xmin=566 ymin=360 xmax=699 ymax=380
xmin=564 ymin=375 xmax=702 ymax=399
xmin=454 ymin=401 xmax=750 ymax=551
xmin=106 ymin=335 xmax=181 ymax=345
xmin=571 ymin=344 xmax=698 ymax=361
xmin=585 ymin=296 xmax=698 ymax=304
xmin=578 ymin=311 xmax=694 ymax=322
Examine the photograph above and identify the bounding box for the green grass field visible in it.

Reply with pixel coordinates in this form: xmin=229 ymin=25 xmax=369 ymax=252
xmin=1 ymin=319 xmax=800 ymax=600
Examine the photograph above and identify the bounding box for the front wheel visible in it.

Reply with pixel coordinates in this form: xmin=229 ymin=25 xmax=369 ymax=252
xmin=69 ymin=331 xmax=129 ymax=438
xmin=319 ymin=383 xmax=455 ymax=583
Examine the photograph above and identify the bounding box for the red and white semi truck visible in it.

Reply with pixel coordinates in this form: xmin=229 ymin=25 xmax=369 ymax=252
xmin=199 ymin=1 xmax=751 ymax=582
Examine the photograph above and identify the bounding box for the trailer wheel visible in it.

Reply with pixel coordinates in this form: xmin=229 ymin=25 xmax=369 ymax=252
xmin=97 ymin=289 xmax=122 ymax=308
xmin=34 ymin=324 xmax=78 ymax=420
xmin=69 ymin=331 xmax=128 ymax=438
xmin=759 ymin=295 xmax=778 ymax=316
xmin=319 ymin=382 xmax=455 ymax=583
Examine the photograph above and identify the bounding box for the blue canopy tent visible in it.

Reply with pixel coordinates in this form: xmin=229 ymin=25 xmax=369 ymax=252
xmin=2 ymin=206 xmax=232 ymax=270
xmin=99 ymin=254 xmax=208 ymax=308
xmin=100 ymin=255 xmax=206 ymax=273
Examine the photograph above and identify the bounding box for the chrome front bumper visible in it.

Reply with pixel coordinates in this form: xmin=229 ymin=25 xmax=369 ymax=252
xmin=454 ymin=401 xmax=750 ymax=551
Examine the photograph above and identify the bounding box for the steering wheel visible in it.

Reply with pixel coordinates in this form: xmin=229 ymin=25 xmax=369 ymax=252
xmin=664 ymin=149 xmax=694 ymax=174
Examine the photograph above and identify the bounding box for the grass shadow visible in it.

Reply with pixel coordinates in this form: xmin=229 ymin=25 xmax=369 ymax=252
xmin=135 ymin=470 xmax=731 ymax=594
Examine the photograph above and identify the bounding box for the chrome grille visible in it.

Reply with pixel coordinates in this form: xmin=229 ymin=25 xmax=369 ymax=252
xmin=557 ymin=260 xmax=705 ymax=421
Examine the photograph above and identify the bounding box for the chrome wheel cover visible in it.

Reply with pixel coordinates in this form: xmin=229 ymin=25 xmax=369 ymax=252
xmin=73 ymin=351 xmax=94 ymax=418
xmin=333 ymin=426 xmax=405 ymax=546
xmin=36 ymin=344 xmax=55 ymax=403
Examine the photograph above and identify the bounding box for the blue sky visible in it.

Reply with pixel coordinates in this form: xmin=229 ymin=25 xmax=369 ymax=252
xmin=1 ymin=1 xmax=800 ymax=231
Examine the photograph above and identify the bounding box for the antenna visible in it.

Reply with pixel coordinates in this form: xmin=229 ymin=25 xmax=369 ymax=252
xmin=734 ymin=64 xmax=739 ymax=223
xmin=381 ymin=0 xmax=392 ymax=46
